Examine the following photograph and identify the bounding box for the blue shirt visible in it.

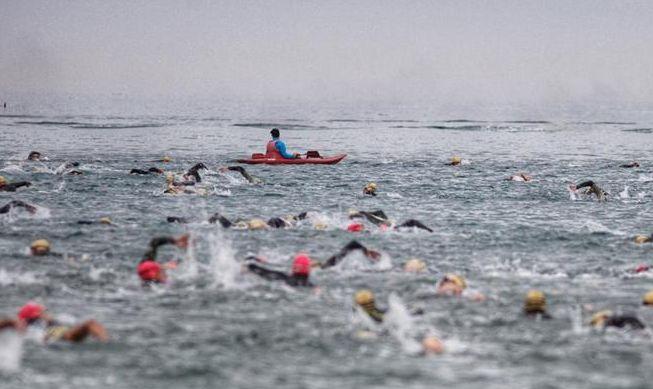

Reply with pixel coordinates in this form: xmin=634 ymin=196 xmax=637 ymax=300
xmin=273 ymin=138 xmax=295 ymax=159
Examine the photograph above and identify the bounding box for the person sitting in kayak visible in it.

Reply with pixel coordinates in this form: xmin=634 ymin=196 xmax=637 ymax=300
xmin=268 ymin=128 xmax=301 ymax=159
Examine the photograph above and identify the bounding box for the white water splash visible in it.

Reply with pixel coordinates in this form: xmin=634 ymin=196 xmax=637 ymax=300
xmin=570 ymin=305 xmax=585 ymax=335
xmin=0 ymin=269 xmax=38 ymax=286
xmin=619 ymin=186 xmax=629 ymax=199
xmin=208 ymin=231 xmax=242 ymax=289
xmin=384 ymin=293 xmax=422 ymax=354
xmin=0 ymin=331 xmax=24 ymax=373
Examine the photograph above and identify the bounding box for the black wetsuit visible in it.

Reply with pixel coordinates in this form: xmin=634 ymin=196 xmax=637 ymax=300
xmin=621 ymin=162 xmax=640 ymax=168
xmin=267 ymin=217 xmax=291 ymax=228
xmin=358 ymin=302 xmax=385 ymax=322
xmin=130 ymin=167 xmax=164 ymax=175
xmin=576 ymin=180 xmax=607 ymax=200
xmin=396 ymin=219 xmax=433 ymax=232
xmin=27 ymin=152 xmax=42 ymax=161
xmin=225 ymin=166 xmax=260 ymax=184
xmin=0 ymin=200 xmax=37 ymax=214
xmin=350 ymin=210 xmax=389 ymax=225
xmin=167 ymin=216 xmax=189 ymax=224
xmin=143 ymin=237 xmax=177 ymax=261
xmin=184 ymin=163 xmax=207 ymax=183
xmin=605 ymin=315 xmax=645 ymax=330
xmin=208 ymin=213 xmax=233 ymax=228
xmin=0 ymin=182 xmax=31 ymax=192
xmin=321 ymin=240 xmax=377 ymax=269
xmin=246 ymin=263 xmax=313 ymax=287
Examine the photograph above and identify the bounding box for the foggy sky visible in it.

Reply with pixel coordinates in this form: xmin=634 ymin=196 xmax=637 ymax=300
xmin=1 ymin=1 xmax=652 ymax=106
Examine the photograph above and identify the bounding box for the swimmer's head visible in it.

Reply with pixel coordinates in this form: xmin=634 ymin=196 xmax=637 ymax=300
xmin=137 ymin=260 xmax=164 ymax=283
xmin=247 ymin=218 xmax=268 ymax=230
xmin=162 ymin=156 xmax=172 ymax=163
xmin=17 ymin=302 xmax=45 ymax=323
xmin=313 ymin=222 xmax=328 ymax=230
xmin=404 ymin=258 xmax=426 ymax=273
xmin=270 ymin=128 xmax=280 ymax=138
xmin=363 ymin=182 xmax=377 ymax=195
xmin=643 ymin=291 xmax=653 ymax=306
xmin=27 ymin=151 xmax=42 ymax=161
xmin=292 ymin=253 xmax=311 ymax=276
xmin=524 ymin=290 xmax=546 ymax=314
xmin=590 ymin=310 xmax=613 ymax=328
xmin=450 ymin=156 xmax=462 ymax=165
xmin=634 ymin=235 xmax=651 ymax=244
xmin=421 ymin=336 xmax=445 ymax=355
xmin=165 ymin=172 xmax=175 ymax=184
xmin=437 ymin=274 xmax=466 ymax=295
xmin=149 ymin=167 xmax=164 ymax=174
xmin=0 ymin=176 xmax=6 ymax=187
xmin=347 ymin=222 xmax=364 ymax=233
xmin=30 ymin=239 xmax=51 ymax=256
xmin=354 ymin=289 xmax=375 ymax=306
xmin=99 ymin=217 xmax=112 ymax=225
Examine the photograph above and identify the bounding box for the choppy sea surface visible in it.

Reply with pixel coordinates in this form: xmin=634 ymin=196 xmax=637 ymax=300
xmin=1 ymin=98 xmax=652 ymax=389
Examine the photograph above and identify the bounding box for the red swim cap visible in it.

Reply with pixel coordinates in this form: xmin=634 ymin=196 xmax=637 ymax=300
xmin=137 ymin=260 xmax=162 ymax=282
xmin=347 ymin=223 xmax=364 ymax=232
xmin=292 ymin=254 xmax=311 ymax=276
xmin=635 ymin=264 xmax=650 ymax=273
xmin=18 ymin=302 xmax=44 ymax=321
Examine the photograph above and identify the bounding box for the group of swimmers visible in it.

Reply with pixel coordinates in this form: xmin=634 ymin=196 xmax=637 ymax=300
xmin=1 ymin=141 xmax=651 ymax=356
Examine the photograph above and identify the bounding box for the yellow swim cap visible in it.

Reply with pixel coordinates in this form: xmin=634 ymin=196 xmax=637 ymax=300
xmin=442 ymin=274 xmax=466 ymax=289
xmin=355 ymin=289 xmax=375 ymax=306
xmin=99 ymin=217 xmax=112 ymax=225
xmin=643 ymin=291 xmax=653 ymax=306
xmin=404 ymin=258 xmax=426 ymax=273
xmin=590 ymin=310 xmax=612 ymax=327
xmin=162 ymin=156 xmax=172 ymax=163
xmin=247 ymin=219 xmax=268 ymax=230
xmin=364 ymin=182 xmax=377 ymax=193
xmin=313 ymin=222 xmax=328 ymax=230
xmin=165 ymin=173 xmax=175 ymax=183
xmin=0 ymin=176 xmax=6 ymax=186
xmin=524 ymin=290 xmax=546 ymax=313
xmin=634 ymin=235 xmax=651 ymax=244
xmin=451 ymin=156 xmax=462 ymax=164
xmin=422 ymin=336 xmax=444 ymax=354
xmin=30 ymin=239 xmax=51 ymax=255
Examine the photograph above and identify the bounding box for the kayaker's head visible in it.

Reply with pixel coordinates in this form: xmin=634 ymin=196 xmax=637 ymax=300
xmin=270 ymin=128 xmax=280 ymax=139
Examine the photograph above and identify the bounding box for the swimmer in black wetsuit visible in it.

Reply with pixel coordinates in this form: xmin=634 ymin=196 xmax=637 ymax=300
xmin=570 ymin=180 xmax=608 ymax=201
xmin=0 ymin=200 xmax=37 ymax=214
xmin=354 ymin=290 xmax=385 ymax=322
xmin=137 ymin=234 xmax=189 ymax=283
xmin=590 ymin=310 xmax=646 ymax=330
xmin=621 ymin=161 xmax=640 ymax=168
xmin=130 ymin=167 xmax=164 ymax=175
xmin=317 ymin=240 xmax=381 ymax=269
xmin=0 ymin=176 xmax=31 ymax=192
xmin=55 ymin=161 xmax=82 ymax=175
xmin=246 ymin=254 xmax=313 ymax=287
xmin=183 ymin=163 xmax=208 ymax=183
xmin=395 ymin=219 xmax=433 ymax=232
xmin=349 ymin=209 xmax=433 ymax=232
xmin=27 ymin=151 xmax=43 ymax=161
xmin=219 ymin=166 xmax=262 ymax=184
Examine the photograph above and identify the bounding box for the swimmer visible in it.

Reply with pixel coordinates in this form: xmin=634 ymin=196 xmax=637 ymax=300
xmin=163 ymin=173 xmax=196 ymax=194
xmin=130 ymin=167 xmax=164 ymax=175
xmin=354 ymin=290 xmax=385 ymax=322
xmin=0 ymin=318 xmax=25 ymax=332
xmin=446 ymin=156 xmax=462 ymax=166
xmin=166 ymin=216 xmax=189 ymax=224
xmin=246 ymin=253 xmax=313 ymax=287
xmin=507 ymin=173 xmax=532 ymax=182
xmin=183 ymin=163 xmax=208 ymax=183
xmin=27 ymin=151 xmax=43 ymax=161
xmin=0 ymin=176 xmax=31 ymax=192
xmin=523 ymin=290 xmax=552 ymax=319
xmin=15 ymin=302 xmax=108 ymax=343
xmin=77 ymin=217 xmax=113 ymax=226
xmin=642 ymin=291 xmax=653 ymax=306
xmin=137 ymin=234 xmax=189 ymax=283
xmin=349 ymin=209 xmax=433 ymax=232
xmin=633 ymin=234 xmax=652 ymax=244
xmin=267 ymin=216 xmax=293 ymax=229
xmin=395 ymin=219 xmax=433 ymax=232
xmin=569 ymin=180 xmax=608 ymax=201
xmin=207 ymin=213 xmax=271 ymax=230
xmin=363 ymin=182 xmax=378 ymax=196
xmin=0 ymin=200 xmax=38 ymax=215
xmin=317 ymin=240 xmax=381 ymax=269
xmin=621 ymin=161 xmax=640 ymax=168
xmin=404 ymin=258 xmax=427 ymax=272
xmin=218 ymin=166 xmax=262 ymax=184
xmin=421 ymin=336 xmax=445 ymax=355
xmin=436 ymin=274 xmax=485 ymax=301
xmin=30 ymin=239 xmax=53 ymax=256
xmin=590 ymin=310 xmax=646 ymax=330
xmin=54 ymin=161 xmax=81 ymax=175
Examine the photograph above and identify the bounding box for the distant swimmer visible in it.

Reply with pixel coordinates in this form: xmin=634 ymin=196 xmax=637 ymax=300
xmin=633 ymin=234 xmax=653 ymax=244
xmin=363 ymin=182 xmax=377 ymax=196
xmin=642 ymin=291 xmax=653 ymax=306
xmin=77 ymin=217 xmax=113 ymax=226
xmin=508 ymin=173 xmax=532 ymax=182
xmin=54 ymin=161 xmax=81 ymax=175
xmin=354 ymin=290 xmax=385 ymax=322
xmin=137 ymin=234 xmax=189 ymax=283
xmin=267 ymin=128 xmax=301 ymax=159
xmin=395 ymin=219 xmax=433 ymax=232
xmin=404 ymin=258 xmax=427 ymax=272
xmin=569 ymin=180 xmax=608 ymax=201
xmin=621 ymin=161 xmax=640 ymax=168
xmin=163 ymin=173 xmax=197 ymax=195
xmin=349 ymin=209 xmax=433 ymax=232
xmin=218 ymin=166 xmax=262 ymax=184
xmin=523 ymin=290 xmax=552 ymax=319
xmin=13 ymin=302 xmax=108 ymax=343
xmin=317 ymin=240 xmax=381 ymax=269
xmin=130 ymin=167 xmax=164 ymax=175
xmin=446 ymin=156 xmax=462 ymax=166
xmin=436 ymin=274 xmax=486 ymax=301
xmin=0 ymin=200 xmax=38 ymax=215
xmin=0 ymin=176 xmax=31 ymax=192
xmin=30 ymin=239 xmax=53 ymax=256
xmin=183 ymin=163 xmax=208 ymax=183
xmin=246 ymin=253 xmax=314 ymax=287
xmin=590 ymin=310 xmax=645 ymax=330
xmin=27 ymin=151 xmax=43 ymax=161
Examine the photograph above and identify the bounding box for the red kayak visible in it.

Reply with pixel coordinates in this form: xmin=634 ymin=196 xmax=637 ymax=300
xmin=237 ymin=150 xmax=346 ymax=165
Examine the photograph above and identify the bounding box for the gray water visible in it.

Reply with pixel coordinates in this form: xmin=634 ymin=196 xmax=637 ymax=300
xmin=1 ymin=99 xmax=653 ymax=389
